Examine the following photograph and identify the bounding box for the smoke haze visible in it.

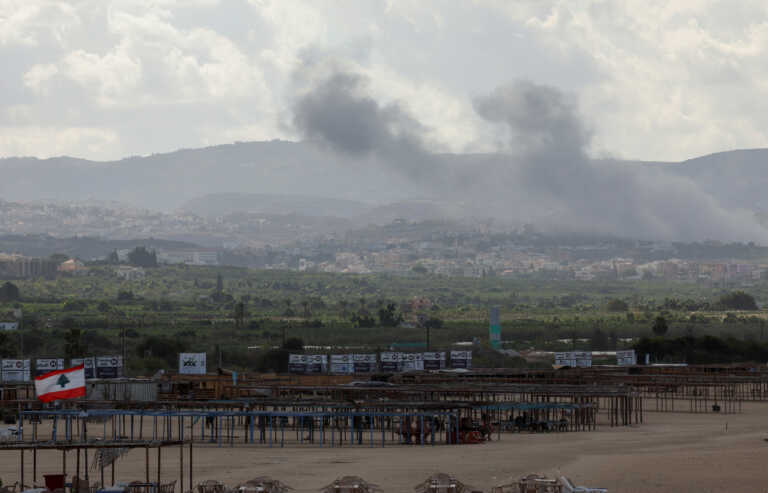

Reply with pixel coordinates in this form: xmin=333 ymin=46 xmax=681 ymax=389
xmin=292 ymin=70 xmax=768 ymax=243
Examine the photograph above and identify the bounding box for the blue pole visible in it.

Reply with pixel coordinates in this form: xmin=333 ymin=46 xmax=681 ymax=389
xmin=431 ymin=416 xmax=435 ymax=446
xmin=269 ymin=416 xmax=273 ymax=448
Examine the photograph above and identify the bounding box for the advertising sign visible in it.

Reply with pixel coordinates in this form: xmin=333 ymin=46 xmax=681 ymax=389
xmin=71 ymin=357 xmax=96 ymax=379
xmin=422 ymin=352 xmax=447 ymax=370
xmin=330 ymin=354 xmax=354 ymax=374
xmin=450 ymin=350 xmax=472 ymax=369
xmin=1 ymin=359 xmax=31 ymax=382
xmin=555 ymin=351 xmax=592 ymax=368
xmin=0 ymin=322 xmax=18 ymax=331
xmin=95 ymin=356 xmax=123 ymax=379
xmin=353 ymin=354 xmax=377 ymax=373
xmin=400 ymin=353 xmax=424 ymax=372
xmin=380 ymin=352 xmax=401 ymax=372
xmin=554 ymin=352 xmax=576 ymax=367
xmin=288 ymin=354 xmax=307 ymax=374
xmin=305 ymin=354 xmax=327 ymax=374
xmin=572 ymin=351 xmax=593 ymax=368
xmin=288 ymin=354 xmax=327 ymax=374
xmin=35 ymin=358 xmax=65 ymax=377
xmin=616 ymin=350 xmax=637 ymax=366
xmin=179 ymin=353 xmax=207 ymax=375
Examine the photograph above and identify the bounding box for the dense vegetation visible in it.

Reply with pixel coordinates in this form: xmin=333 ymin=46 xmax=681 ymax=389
xmin=1 ymin=264 xmax=768 ymax=374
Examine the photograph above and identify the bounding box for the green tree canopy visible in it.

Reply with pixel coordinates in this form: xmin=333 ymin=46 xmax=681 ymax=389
xmin=606 ymin=298 xmax=629 ymax=312
xmin=127 ymin=246 xmax=157 ymax=268
xmin=716 ymin=291 xmax=758 ymax=311
xmin=0 ymin=282 xmax=20 ymax=302
xmin=652 ymin=315 xmax=669 ymax=337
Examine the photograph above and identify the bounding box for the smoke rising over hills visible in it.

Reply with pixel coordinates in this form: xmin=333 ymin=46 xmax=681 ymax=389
xmin=0 ymin=69 xmax=766 ymax=243
xmin=292 ymin=69 xmax=768 ymax=243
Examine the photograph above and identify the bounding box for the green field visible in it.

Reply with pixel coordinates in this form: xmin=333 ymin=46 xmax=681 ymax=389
xmin=1 ymin=265 xmax=767 ymax=374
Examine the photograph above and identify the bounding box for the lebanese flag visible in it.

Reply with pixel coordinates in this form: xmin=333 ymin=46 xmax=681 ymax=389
xmin=35 ymin=364 xmax=86 ymax=402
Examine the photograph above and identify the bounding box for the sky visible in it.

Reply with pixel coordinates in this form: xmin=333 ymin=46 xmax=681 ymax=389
xmin=3 ymin=0 xmax=768 ymax=162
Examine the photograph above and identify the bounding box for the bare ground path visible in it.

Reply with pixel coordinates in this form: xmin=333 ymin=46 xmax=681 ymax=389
xmin=2 ymin=403 xmax=767 ymax=492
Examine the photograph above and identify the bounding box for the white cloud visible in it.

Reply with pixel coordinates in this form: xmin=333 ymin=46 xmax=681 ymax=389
xmin=0 ymin=125 xmax=119 ymax=158
xmin=23 ymin=63 xmax=59 ymax=93
xmin=4 ymin=0 xmax=768 ymax=161
xmin=0 ymin=1 xmax=80 ymax=47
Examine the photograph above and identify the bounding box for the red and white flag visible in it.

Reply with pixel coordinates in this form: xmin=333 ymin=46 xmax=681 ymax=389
xmin=35 ymin=364 xmax=86 ymax=402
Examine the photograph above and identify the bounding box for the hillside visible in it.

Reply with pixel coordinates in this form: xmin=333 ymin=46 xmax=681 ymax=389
xmin=3 ymin=141 xmax=768 ymax=216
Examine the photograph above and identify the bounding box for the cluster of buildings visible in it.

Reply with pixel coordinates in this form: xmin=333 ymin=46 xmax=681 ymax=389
xmin=0 ymin=199 xmax=209 ymax=239
xmin=0 ymin=253 xmax=58 ymax=279
xmin=290 ymin=249 xmax=766 ymax=285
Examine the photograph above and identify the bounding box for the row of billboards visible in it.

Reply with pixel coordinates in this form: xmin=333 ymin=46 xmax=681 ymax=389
xmin=0 ymin=356 xmax=124 ymax=382
xmin=554 ymin=350 xmax=637 ymax=368
xmin=288 ymin=351 xmax=473 ymax=374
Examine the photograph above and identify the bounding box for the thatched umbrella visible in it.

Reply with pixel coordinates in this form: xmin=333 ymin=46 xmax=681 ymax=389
xmin=237 ymin=476 xmax=293 ymax=493
xmin=414 ymin=473 xmax=475 ymax=493
xmin=319 ymin=476 xmax=381 ymax=493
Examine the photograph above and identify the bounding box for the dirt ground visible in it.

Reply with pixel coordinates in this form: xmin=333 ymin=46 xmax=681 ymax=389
xmin=2 ymin=403 xmax=768 ymax=492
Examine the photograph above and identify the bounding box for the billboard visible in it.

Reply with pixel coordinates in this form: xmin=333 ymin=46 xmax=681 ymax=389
xmin=35 ymin=358 xmax=65 ymax=377
xmin=489 ymin=306 xmax=501 ymax=349
xmin=71 ymin=357 xmax=96 ymax=379
xmin=353 ymin=354 xmax=377 ymax=373
xmin=288 ymin=354 xmax=327 ymax=374
xmin=554 ymin=352 xmax=576 ymax=367
xmin=288 ymin=354 xmax=307 ymax=374
xmin=179 ymin=353 xmax=207 ymax=375
xmin=422 ymin=352 xmax=446 ymax=370
xmin=0 ymin=322 xmax=18 ymax=331
xmin=555 ymin=351 xmax=592 ymax=368
xmin=1 ymin=359 xmax=31 ymax=382
xmin=616 ymin=350 xmax=637 ymax=366
xmin=330 ymin=354 xmax=354 ymax=374
xmin=401 ymin=353 xmax=424 ymax=372
xmin=450 ymin=350 xmax=472 ymax=369
xmin=95 ymin=356 xmax=123 ymax=379
xmin=573 ymin=351 xmax=592 ymax=368
xmin=379 ymin=352 xmax=401 ymax=372
xmin=305 ymin=354 xmax=327 ymax=374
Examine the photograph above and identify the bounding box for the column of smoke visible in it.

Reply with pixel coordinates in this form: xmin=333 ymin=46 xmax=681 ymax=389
xmin=292 ymin=68 xmax=768 ymax=243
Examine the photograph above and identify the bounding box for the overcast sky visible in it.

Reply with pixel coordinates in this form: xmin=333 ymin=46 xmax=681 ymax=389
xmin=3 ymin=0 xmax=768 ymax=162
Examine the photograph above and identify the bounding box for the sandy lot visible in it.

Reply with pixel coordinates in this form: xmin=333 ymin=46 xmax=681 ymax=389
xmin=2 ymin=404 xmax=767 ymax=493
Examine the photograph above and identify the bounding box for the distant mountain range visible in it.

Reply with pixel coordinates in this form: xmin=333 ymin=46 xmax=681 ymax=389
xmin=1 ymin=140 xmax=766 ymax=216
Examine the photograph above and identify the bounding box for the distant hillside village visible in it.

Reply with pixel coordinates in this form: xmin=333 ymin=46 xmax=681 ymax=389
xmin=0 ymin=245 xmax=765 ymax=287
xmin=1 ymin=196 xmax=768 ymax=284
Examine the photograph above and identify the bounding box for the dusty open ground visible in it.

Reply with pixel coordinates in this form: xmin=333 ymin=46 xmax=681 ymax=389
xmin=2 ymin=403 xmax=767 ymax=493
